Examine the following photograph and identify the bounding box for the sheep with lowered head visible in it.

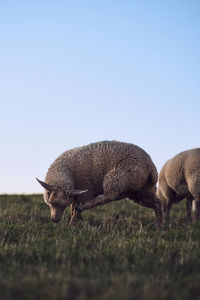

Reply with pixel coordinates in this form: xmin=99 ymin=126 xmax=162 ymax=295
xmin=157 ymin=148 xmax=200 ymax=222
xmin=37 ymin=141 xmax=163 ymax=228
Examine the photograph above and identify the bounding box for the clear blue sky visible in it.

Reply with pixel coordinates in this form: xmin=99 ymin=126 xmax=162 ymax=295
xmin=0 ymin=1 xmax=200 ymax=193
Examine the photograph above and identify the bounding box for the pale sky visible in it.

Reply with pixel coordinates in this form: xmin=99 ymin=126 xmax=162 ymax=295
xmin=0 ymin=1 xmax=200 ymax=193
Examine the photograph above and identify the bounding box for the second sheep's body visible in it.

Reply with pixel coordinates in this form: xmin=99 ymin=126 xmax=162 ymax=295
xmin=37 ymin=141 xmax=164 ymax=228
xmin=157 ymin=148 xmax=200 ymax=221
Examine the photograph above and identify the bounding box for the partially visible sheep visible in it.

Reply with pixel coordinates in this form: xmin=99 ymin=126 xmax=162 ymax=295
xmin=157 ymin=148 xmax=200 ymax=222
xmin=37 ymin=141 xmax=163 ymax=228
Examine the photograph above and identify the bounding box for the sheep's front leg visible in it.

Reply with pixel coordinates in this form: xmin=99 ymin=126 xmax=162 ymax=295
xmin=68 ymin=203 xmax=83 ymax=225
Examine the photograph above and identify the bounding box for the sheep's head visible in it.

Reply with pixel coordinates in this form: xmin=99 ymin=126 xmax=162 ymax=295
xmin=36 ymin=178 xmax=87 ymax=223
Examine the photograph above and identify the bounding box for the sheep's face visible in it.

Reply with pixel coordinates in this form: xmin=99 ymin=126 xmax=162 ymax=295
xmin=47 ymin=189 xmax=70 ymax=223
xmin=37 ymin=178 xmax=88 ymax=223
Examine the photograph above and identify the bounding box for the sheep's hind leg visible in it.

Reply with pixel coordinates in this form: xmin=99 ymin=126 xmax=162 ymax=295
xmin=132 ymin=193 xmax=164 ymax=229
xmin=194 ymin=198 xmax=200 ymax=221
xmin=77 ymin=167 xmax=129 ymax=212
xmin=153 ymin=196 xmax=164 ymax=229
xmin=165 ymin=200 xmax=173 ymax=220
xmin=186 ymin=196 xmax=193 ymax=222
xmin=77 ymin=192 xmax=121 ymax=212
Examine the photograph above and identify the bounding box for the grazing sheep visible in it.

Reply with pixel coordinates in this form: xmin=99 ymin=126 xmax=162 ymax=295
xmin=37 ymin=141 xmax=163 ymax=228
xmin=157 ymin=148 xmax=200 ymax=222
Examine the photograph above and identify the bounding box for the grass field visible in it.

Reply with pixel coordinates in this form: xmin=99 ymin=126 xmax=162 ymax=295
xmin=0 ymin=194 xmax=200 ymax=300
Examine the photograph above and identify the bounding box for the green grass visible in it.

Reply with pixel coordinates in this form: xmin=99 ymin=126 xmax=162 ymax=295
xmin=0 ymin=194 xmax=200 ymax=300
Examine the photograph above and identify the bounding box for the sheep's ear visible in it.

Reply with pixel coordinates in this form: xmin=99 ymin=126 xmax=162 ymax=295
xmin=70 ymin=189 xmax=88 ymax=196
xmin=36 ymin=178 xmax=54 ymax=191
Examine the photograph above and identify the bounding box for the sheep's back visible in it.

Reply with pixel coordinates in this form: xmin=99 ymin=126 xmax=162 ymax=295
xmin=47 ymin=141 xmax=156 ymax=193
